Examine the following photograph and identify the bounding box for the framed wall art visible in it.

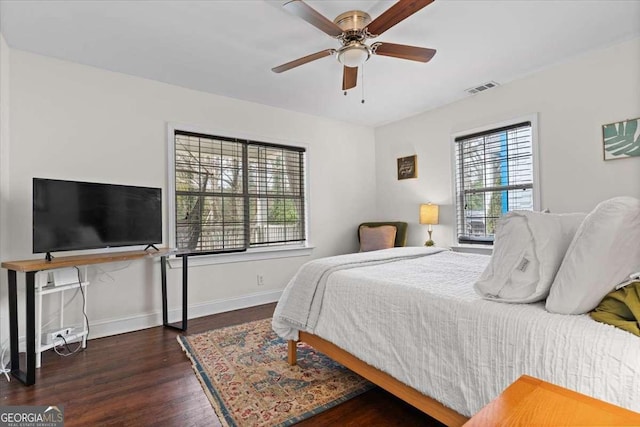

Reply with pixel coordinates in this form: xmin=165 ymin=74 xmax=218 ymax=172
xmin=602 ymin=117 xmax=640 ymax=160
xmin=397 ymin=155 xmax=417 ymax=180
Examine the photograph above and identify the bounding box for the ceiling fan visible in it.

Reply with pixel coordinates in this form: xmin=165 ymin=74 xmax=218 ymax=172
xmin=272 ymin=0 xmax=437 ymax=91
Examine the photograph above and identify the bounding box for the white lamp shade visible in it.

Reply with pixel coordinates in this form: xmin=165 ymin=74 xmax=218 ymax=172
xmin=420 ymin=204 xmax=439 ymax=225
xmin=337 ymin=44 xmax=370 ymax=67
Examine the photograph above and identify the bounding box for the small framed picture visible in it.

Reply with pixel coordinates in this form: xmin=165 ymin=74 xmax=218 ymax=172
xmin=602 ymin=117 xmax=640 ymax=160
xmin=397 ymin=155 xmax=417 ymax=180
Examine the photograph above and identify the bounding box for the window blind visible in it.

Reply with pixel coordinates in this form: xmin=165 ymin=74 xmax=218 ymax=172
xmin=174 ymin=130 xmax=306 ymax=254
xmin=454 ymin=121 xmax=533 ymax=244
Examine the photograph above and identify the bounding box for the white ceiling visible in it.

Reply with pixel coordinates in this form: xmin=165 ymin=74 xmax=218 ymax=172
xmin=1 ymin=0 xmax=639 ymax=127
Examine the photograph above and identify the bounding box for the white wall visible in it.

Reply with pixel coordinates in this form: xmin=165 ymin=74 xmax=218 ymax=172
xmin=0 ymin=34 xmax=10 ymax=349
xmin=375 ymin=37 xmax=640 ymax=248
xmin=0 ymin=49 xmax=376 ymax=342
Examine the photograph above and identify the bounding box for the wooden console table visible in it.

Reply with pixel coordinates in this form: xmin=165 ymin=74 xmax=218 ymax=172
xmin=464 ymin=375 xmax=640 ymax=426
xmin=2 ymin=248 xmax=189 ymax=386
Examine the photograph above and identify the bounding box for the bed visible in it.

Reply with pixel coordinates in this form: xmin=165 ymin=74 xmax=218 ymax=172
xmin=272 ymin=247 xmax=640 ymax=426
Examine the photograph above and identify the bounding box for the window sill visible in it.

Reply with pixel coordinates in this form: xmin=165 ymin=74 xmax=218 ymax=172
xmin=167 ymin=245 xmax=315 ymax=268
xmin=451 ymin=245 xmax=493 ymax=255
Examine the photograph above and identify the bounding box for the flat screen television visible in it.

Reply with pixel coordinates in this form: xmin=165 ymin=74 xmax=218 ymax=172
xmin=33 ymin=178 xmax=162 ymax=256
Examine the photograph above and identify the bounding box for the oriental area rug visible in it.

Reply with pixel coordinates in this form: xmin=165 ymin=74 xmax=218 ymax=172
xmin=177 ymin=318 xmax=374 ymax=427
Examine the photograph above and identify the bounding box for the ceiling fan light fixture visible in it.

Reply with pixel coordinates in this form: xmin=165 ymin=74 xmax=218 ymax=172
xmin=273 ymin=0 xmax=437 ymax=89
xmin=337 ymin=43 xmax=370 ymax=67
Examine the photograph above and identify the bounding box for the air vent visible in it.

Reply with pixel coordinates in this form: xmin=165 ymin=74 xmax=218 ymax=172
xmin=465 ymin=81 xmax=500 ymax=95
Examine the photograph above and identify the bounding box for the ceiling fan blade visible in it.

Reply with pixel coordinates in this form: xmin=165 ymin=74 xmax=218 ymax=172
xmin=366 ymin=0 xmax=434 ymax=37
xmin=372 ymin=42 xmax=436 ymax=62
xmin=283 ymin=0 xmax=344 ymax=37
xmin=272 ymin=49 xmax=335 ymax=73
xmin=342 ymin=66 xmax=358 ymax=90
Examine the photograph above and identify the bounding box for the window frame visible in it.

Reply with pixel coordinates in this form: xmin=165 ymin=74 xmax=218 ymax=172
xmin=167 ymin=123 xmax=313 ymax=265
xmin=450 ymin=114 xmax=540 ymax=249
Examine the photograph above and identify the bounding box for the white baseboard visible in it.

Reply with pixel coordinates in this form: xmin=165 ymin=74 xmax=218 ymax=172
xmin=88 ymin=289 xmax=283 ymax=339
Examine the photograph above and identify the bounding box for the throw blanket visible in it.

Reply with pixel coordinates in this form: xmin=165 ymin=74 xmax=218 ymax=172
xmin=272 ymin=247 xmax=445 ymax=340
xmin=591 ymin=281 xmax=640 ymax=336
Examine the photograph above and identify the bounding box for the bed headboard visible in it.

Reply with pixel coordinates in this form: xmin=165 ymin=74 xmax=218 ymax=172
xmin=358 ymin=222 xmax=408 ymax=247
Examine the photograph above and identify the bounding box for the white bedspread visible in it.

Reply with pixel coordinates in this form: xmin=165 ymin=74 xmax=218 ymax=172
xmin=272 ymin=246 xmax=444 ymax=340
xmin=273 ymin=249 xmax=640 ymax=417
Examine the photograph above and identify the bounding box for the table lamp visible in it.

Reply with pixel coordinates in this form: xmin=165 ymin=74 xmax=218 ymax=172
xmin=420 ymin=203 xmax=439 ymax=247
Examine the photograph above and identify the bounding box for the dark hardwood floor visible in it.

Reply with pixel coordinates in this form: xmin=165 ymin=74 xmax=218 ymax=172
xmin=1 ymin=303 xmax=443 ymax=426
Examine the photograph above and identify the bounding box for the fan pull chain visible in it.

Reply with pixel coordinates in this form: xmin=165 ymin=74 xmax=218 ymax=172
xmin=361 ymin=65 xmax=365 ymax=104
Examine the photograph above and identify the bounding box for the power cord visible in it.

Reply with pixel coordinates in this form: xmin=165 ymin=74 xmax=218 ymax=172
xmin=74 ymin=266 xmax=90 ymax=348
xmin=0 ymin=344 xmax=10 ymax=382
xmin=51 ymin=267 xmax=89 ymax=358
xmin=94 ymin=262 xmax=132 ymax=283
xmin=52 ymin=335 xmax=83 ymax=357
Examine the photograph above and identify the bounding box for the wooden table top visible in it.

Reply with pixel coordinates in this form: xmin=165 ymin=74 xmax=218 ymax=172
xmin=464 ymin=375 xmax=640 ymax=426
xmin=1 ymin=248 xmax=173 ymax=272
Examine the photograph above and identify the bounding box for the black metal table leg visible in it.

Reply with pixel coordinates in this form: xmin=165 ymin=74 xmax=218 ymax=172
xmin=7 ymin=270 xmax=36 ymax=386
xmin=161 ymin=255 xmax=168 ymax=326
xmin=181 ymin=255 xmax=188 ymax=330
xmin=25 ymin=272 xmax=36 ymax=384
xmin=162 ymin=254 xmax=188 ymax=331
xmin=7 ymin=270 xmax=20 ymax=381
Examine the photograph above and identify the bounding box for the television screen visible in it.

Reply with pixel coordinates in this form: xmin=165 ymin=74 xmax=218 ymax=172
xmin=33 ymin=178 xmax=162 ymax=254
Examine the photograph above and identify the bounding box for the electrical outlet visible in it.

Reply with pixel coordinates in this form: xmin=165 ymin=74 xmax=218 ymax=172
xmin=43 ymin=327 xmax=75 ymax=345
xmin=257 ymin=275 xmax=264 ymax=286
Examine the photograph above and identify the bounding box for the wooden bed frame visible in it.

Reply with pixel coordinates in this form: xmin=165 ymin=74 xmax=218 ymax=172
xmin=288 ymin=331 xmax=469 ymax=427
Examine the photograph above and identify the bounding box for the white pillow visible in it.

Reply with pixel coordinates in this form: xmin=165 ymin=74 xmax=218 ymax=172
xmin=546 ymin=196 xmax=640 ymax=314
xmin=474 ymin=211 xmax=586 ymax=303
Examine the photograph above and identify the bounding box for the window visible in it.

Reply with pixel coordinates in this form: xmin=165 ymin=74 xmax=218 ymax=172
xmin=171 ymin=130 xmax=306 ymax=255
xmin=453 ymin=119 xmax=537 ymax=245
